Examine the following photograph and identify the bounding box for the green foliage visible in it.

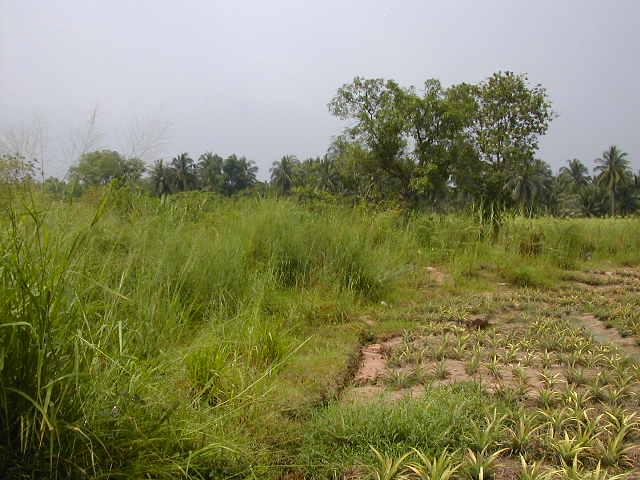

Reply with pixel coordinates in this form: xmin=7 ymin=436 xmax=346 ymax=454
xmin=221 ymin=154 xmax=258 ymax=195
xmin=270 ymin=154 xmax=301 ymax=194
xmin=367 ymin=446 xmax=413 ymax=480
xmin=198 ymin=151 xmax=225 ymax=192
xmin=407 ymin=448 xmax=460 ymax=480
xmin=0 ymin=189 xmax=421 ymax=478
xmin=69 ymin=149 xmax=145 ymax=186
xmin=559 ymin=159 xmax=591 ymax=191
xmin=122 ymin=151 xmax=259 ymax=197
xmin=42 ymin=176 xmax=68 ymax=197
xmin=595 ymin=146 xmax=632 ymax=216
xmin=463 ymin=446 xmax=507 ymax=480
xmin=327 ymin=71 xmax=555 ymax=210
xmin=471 ymin=71 xmax=553 ymax=167
xmin=578 ymin=184 xmax=609 ymax=217
xmin=48 ymin=75 xmax=639 ymax=217
xmin=329 ymin=78 xmax=408 ymax=187
xmin=185 ymin=343 xmax=240 ymax=405
xmin=171 ymin=152 xmax=197 ymax=191
xmin=299 ymin=383 xmax=491 ymax=474
xmin=0 ymin=153 xmax=36 ymax=183
xmin=505 ymin=159 xmax=554 ymax=214
xmin=3 ymin=184 xmax=640 ymax=479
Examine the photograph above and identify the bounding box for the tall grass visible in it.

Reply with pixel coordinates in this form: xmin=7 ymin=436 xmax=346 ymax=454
xmin=0 ymin=188 xmax=419 ymax=478
xmin=414 ymin=213 xmax=640 ymax=287
xmin=1 ymin=186 xmax=638 ymax=478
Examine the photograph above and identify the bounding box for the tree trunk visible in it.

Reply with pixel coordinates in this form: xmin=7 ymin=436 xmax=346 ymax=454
xmin=610 ymin=190 xmax=615 ymax=217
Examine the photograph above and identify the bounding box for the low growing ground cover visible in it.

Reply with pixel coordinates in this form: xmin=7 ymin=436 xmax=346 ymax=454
xmin=308 ymin=268 xmax=640 ymax=479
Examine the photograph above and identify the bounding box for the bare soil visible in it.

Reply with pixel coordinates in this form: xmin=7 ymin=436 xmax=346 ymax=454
xmin=425 ymin=266 xmax=447 ymax=285
xmin=578 ymin=313 xmax=640 ymax=358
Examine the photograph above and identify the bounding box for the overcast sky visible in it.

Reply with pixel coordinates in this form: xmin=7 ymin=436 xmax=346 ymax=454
xmin=2 ymin=0 xmax=639 ymax=179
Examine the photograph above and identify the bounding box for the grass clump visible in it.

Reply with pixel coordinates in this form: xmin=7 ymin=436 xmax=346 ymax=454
xmin=297 ymin=383 xmax=492 ymax=477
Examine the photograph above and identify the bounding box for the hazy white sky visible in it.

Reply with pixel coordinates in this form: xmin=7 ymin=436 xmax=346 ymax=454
xmin=2 ymin=0 xmax=639 ymax=178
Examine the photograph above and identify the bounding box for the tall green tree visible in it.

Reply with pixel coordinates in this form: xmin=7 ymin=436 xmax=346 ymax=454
xmin=504 ymin=159 xmax=554 ymax=214
xmin=578 ymin=184 xmax=608 ymax=217
xmin=303 ymin=155 xmax=341 ymax=192
xmin=594 ymin=145 xmax=631 ymax=216
xmin=328 ymin=77 xmax=412 ymax=197
xmin=617 ymin=182 xmax=640 ymax=215
xmin=42 ymin=177 xmax=67 ymax=196
xmin=270 ymin=155 xmax=300 ymax=194
xmin=171 ymin=153 xmax=197 ymax=192
xmin=68 ymin=150 xmax=145 ymax=186
xmin=471 ymin=72 xmax=553 ymax=167
xmin=328 ymin=72 xmax=553 ymax=207
xmin=559 ymin=158 xmax=590 ymax=190
xmin=197 ymin=152 xmax=224 ymax=192
xmin=221 ymin=154 xmax=257 ymax=195
xmin=324 ymin=137 xmax=377 ymax=198
xmin=465 ymin=72 xmax=554 ymax=208
xmin=149 ymin=159 xmax=175 ymax=196
xmin=401 ymin=80 xmax=477 ymax=201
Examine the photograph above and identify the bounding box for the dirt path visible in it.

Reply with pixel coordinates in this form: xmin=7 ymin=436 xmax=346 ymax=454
xmin=353 ymin=343 xmax=386 ymax=383
xmin=577 ymin=313 xmax=640 ymax=359
xmin=342 ymin=336 xmax=409 ymax=402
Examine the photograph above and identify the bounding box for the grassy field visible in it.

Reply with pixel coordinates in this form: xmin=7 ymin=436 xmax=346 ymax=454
xmin=1 ymin=186 xmax=640 ymax=479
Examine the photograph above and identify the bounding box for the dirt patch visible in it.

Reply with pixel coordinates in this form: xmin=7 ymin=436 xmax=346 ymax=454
xmin=466 ymin=314 xmax=490 ymax=329
xmin=568 ymin=269 xmax=640 ymax=294
xmin=424 ymin=360 xmax=569 ymax=399
xmin=590 ymin=269 xmax=640 ymax=280
xmin=353 ymin=336 xmax=401 ymax=385
xmin=342 ymin=381 xmax=424 ymax=403
xmin=425 ymin=360 xmax=472 ymax=386
xmin=493 ymin=457 xmax=523 ymax=480
xmin=425 ymin=266 xmax=447 ymax=285
xmin=353 ymin=343 xmax=386 ymax=384
xmin=578 ymin=314 xmax=640 ymax=358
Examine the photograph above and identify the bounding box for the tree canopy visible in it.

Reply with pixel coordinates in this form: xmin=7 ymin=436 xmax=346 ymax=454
xmin=326 ymin=71 xmax=554 ymax=209
xmin=68 ymin=150 xmax=145 ymax=186
xmin=37 ymin=71 xmax=636 ymax=217
xmin=595 ymin=145 xmax=631 ymax=216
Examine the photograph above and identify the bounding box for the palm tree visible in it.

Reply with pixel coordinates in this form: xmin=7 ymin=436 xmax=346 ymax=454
xmin=578 ymin=184 xmax=608 ymax=217
xmin=150 ymin=159 xmax=174 ymax=196
xmin=315 ymin=156 xmax=340 ymax=192
xmin=221 ymin=155 xmax=258 ymax=195
xmin=617 ymin=182 xmax=640 ymax=215
xmin=171 ymin=152 xmax=196 ymax=192
xmin=198 ymin=152 xmax=224 ymax=192
xmin=270 ymin=155 xmax=300 ymax=194
xmin=505 ymin=159 xmax=553 ymax=214
xmin=559 ymin=158 xmax=590 ymax=189
xmin=594 ymin=145 xmax=631 ymax=216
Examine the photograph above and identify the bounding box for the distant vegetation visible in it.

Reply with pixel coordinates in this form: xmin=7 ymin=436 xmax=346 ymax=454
xmin=2 ymin=71 xmax=637 ymax=216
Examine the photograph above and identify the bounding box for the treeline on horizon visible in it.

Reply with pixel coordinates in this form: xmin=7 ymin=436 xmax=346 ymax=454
xmin=2 ymin=71 xmax=639 ymax=217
